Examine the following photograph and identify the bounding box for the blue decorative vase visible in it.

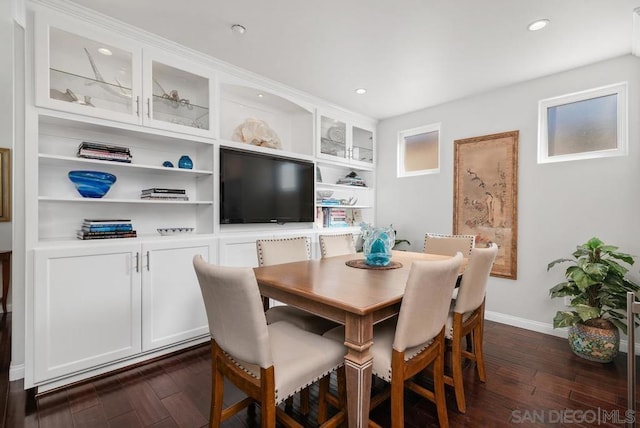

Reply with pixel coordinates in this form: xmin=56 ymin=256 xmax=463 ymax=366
xmin=68 ymin=170 xmax=117 ymax=198
xmin=162 ymin=161 xmax=174 ymax=168
xmin=361 ymin=224 xmax=395 ymax=266
xmin=178 ymin=155 xmax=193 ymax=169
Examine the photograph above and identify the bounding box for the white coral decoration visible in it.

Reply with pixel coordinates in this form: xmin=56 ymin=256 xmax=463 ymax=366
xmin=231 ymin=118 xmax=282 ymax=149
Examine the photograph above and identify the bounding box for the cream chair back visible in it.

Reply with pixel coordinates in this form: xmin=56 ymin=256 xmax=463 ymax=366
xmin=424 ymin=233 xmax=475 ymax=257
xmin=193 ymin=255 xmax=273 ymax=368
xmin=453 ymin=243 xmax=498 ymax=314
xmin=393 ymin=253 xmax=463 ymax=351
xmin=256 ymin=236 xmax=311 ymax=266
xmin=319 ymin=233 xmax=356 ymax=258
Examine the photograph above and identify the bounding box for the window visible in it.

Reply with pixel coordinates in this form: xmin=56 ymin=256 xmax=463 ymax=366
xmin=397 ymin=123 xmax=440 ymax=177
xmin=537 ymin=82 xmax=627 ymax=164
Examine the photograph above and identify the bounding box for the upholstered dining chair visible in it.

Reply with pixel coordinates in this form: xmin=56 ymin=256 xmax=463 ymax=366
xmin=324 ymin=253 xmax=463 ymax=428
xmin=444 ymin=243 xmax=498 ymax=414
xmin=256 ymin=237 xmax=339 ymax=335
xmin=319 ymin=233 xmax=356 ymax=258
xmin=424 ymin=233 xmax=475 ymax=257
xmin=193 ymin=255 xmax=346 ymax=428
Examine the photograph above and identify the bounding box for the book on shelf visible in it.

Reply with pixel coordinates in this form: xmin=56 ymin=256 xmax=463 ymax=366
xmin=82 ymin=225 xmax=134 ymax=232
xmin=83 ymin=218 xmax=132 ymax=224
xmin=77 ymin=230 xmax=137 ymax=240
xmin=318 ymin=198 xmax=340 ymax=205
xmin=140 ymin=188 xmax=186 ymax=194
xmin=78 ymin=142 xmax=131 ymax=154
xmin=82 ymin=219 xmax=133 ymax=232
xmin=140 ymin=195 xmax=189 ymax=201
xmin=77 ymin=142 xmax=132 ymax=163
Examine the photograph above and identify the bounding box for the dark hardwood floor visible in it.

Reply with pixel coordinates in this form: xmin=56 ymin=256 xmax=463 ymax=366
xmin=1 ymin=314 xmax=635 ymax=427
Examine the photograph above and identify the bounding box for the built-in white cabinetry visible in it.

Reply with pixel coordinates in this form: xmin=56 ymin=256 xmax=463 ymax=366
xmin=33 ymin=242 xmax=142 ymax=383
xmin=218 ymin=76 xmax=314 ymax=156
xmin=35 ymin=11 xmax=215 ymax=137
xmin=316 ymin=110 xmax=375 ymax=169
xmin=315 ymin=162 xmax=375 ymax=229
xmin=141 ymin=238 xmax=213 ymax=351
xmin=25 ymin=0 xmax=377 ymax=391
xmin=37 ymin=115 xmax=214 ymax=240
xmin=32 ymin=238 xmax=214 ymax=385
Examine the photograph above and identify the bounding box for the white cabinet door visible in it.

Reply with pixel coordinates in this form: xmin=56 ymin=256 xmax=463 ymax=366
xmin=33 ymin=243 xmax=141 ymax=383
xmin=141 ymin=238 xmax=215 ymax=351
xmin=218 ymin=234 xmax=267 ymax=267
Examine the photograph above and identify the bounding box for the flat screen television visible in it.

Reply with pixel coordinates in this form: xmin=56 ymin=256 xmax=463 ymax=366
xmin=219 ymin=147 xmax=315 ymax=224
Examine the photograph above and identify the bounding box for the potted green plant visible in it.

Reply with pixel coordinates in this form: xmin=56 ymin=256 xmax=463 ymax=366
xmin=548 ymin=237 xmax=640 ymax=362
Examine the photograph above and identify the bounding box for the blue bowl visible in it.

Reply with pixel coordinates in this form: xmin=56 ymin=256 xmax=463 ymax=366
xmin=68 ymin=170 xmax=117 ymax=198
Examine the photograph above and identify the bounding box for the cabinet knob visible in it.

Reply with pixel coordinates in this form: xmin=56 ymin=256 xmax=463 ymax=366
xmin=136 ymin=96 xmax=140 ymax=116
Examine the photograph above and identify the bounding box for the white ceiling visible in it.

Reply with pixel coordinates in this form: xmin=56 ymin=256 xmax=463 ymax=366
xmin=68 ymin=0 xmax=640 ymax=120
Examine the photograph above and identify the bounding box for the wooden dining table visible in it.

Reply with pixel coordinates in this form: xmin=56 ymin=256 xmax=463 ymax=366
xmin=253 ymin=250 xmax=459 ymax=428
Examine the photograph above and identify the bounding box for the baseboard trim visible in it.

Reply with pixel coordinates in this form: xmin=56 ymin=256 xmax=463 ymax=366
xmin=485 ymin=310 xmax=640 ymax=354
xmin=9 ymin=363 xmax=24 ymax=382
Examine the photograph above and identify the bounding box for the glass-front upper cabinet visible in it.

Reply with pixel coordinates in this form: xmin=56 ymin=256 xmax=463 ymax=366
xmin=319 ymin=115 xmax=348 ymax=161
xmin=317 ymin=111 xmax=375 ymax=168
xmin=35 ymin=12 xmax=142 ymax=124
xmin=142 ymin=49 xmax=215 ymax=137
xmin=351 ymin=125 xmax=374 ymax=166
xmin=35 ymin=12 xmax=216 ymax=137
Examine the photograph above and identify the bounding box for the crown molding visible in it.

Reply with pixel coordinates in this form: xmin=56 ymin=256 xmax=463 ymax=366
xmin=28 ymin=0 xmax=377 ymax=124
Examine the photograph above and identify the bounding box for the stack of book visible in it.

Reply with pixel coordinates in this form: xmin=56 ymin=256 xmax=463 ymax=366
xmin=140 ymin=188 xmax=189 ymax=201
xmin=318 ymin=198 xmax=340 ymax=206
xmin=320 ymin=207 xmax=349 ymax=228
xmin=328 ymin=208 xmax=349 ymax=227
xmin=77 ymin=219 xmax=137 ymax=240
xmin=336 ymin=176 xmax=367 ymax=187
xmin=77 ymin=142 xmax=132 ymax=163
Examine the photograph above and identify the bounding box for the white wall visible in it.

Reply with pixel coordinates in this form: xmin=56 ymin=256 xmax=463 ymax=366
xmin=376 ymin=54 xmax=640 ymax=332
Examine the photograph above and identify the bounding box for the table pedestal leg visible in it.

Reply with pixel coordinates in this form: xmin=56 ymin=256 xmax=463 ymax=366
xmin=344 ymin=313 xmax=373 ymax=428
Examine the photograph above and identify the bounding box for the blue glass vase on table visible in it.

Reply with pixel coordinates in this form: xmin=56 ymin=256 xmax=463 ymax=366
xmin=361 ymin=223 xmax=395 ymax=267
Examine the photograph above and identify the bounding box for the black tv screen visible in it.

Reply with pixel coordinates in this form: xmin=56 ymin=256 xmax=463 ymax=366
xmin=219 ymin=147 xmax=315 ymax=224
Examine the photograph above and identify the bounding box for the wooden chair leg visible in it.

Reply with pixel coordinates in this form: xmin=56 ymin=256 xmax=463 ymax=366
xmin=211 ymin=348 xmax=224 ymax=427
xmin=260 ymin=367 xmax=276 ymax=428
xmin=474 ymin=322 xmax=486 ymax=382
xmin=451 ymin=330 xmax=467 ymax=414
xmin=390 ymin=351 xmax=405 ymax=428
xmin=433 ymin=341 xmax=449 ymax=428
xmin=318 ymin=377 xmax=329 ymax=423
xmin=300 ymin=387 xmax=310 ymax=415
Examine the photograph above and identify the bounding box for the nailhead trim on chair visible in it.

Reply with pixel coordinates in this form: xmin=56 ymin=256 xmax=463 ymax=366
xmin=222 ymin=349 xmax=344 ymax=404
xmin=376 ymin=340 xmax=433 ymax=382
xmin=423 ymin=233 xmax=475 ymax=256
xmin=319 ymin=233 xmax=355 ymax=258
xmin=256 ymin=236 xmax=311 ymax=266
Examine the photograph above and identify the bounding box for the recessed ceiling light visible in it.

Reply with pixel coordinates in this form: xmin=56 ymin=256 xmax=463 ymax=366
xmin=528 ymin=19 xmax=550 ymax=31
xmin=355 ymin=88 xmax=367 ymax=95
xmin=231 ymin=24 xmax=246 ymax=35
xmin=257 ymin=93 xmax=264 ymax=98
xmin=98 ymin=47 xmax=113 ymax=56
